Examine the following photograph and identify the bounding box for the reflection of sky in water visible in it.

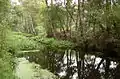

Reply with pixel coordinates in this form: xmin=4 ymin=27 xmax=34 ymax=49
xmin=59 ymin=54 xmax=118 ymax=79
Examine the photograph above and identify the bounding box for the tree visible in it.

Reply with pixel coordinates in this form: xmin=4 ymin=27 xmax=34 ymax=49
xmin=0 ymin=0 xmax=16 ymax=79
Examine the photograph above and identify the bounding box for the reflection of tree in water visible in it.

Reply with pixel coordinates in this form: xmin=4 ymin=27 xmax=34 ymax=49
xmin=26 ymin=51 xmax=120 ymax=79
xmin=60 ymin=55 xmax=120 ymax=79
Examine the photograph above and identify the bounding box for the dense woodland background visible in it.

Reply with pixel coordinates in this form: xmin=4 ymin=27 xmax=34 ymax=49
xmin=1 ymin=0 xmax=120 ymax=79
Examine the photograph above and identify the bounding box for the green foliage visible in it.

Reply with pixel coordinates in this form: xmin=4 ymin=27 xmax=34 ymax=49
xmin=47 ymin=6 xmax=66 ymax=28
xmin=0 ymin=52 xmax=15 ymax=79
xmin=35 ymin=25 xmax=47 ymax=37
xmin=6 ymin=31 xmax=39 ymax=53
xmin=42 ymin=5 xmax=67 ymax=34
xmin=37 ymin=38 xmax=75 ymax=52
xmin=0 ymin=24 xmax=16 ymax=79
xmin=0 ymin=0 xmax=10 ymax=20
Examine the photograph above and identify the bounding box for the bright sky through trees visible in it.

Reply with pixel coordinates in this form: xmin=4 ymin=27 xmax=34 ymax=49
xmin=11 ymin=0 xmax=79 ymax=6
xmin=11 ymin=0 xmax=21 ymax=5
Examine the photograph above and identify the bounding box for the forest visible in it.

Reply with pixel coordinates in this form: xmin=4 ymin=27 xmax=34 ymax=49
xmin=1 ymin=0 xmax=120 ymax=79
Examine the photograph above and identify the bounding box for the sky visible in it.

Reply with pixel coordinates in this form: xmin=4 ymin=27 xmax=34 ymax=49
xmin=11 ymin=0 xmax=21 ymax=5
xmin=11 ymin=0 xmax=79 ymax=5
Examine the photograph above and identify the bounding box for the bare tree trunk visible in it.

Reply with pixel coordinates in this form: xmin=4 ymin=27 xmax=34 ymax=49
xmin=97 ymin=59 xmax=104 ymax=70
xmin=105 ymin=58 xmax=110 ymax=79
xmin=31 ymin=15 xmax=37 ymax=35
xmin=66 ymin=50 xmax=70 ymax=79
xmin=45 ymin=0 xmax=48 ymax=7
xmin=76 ymin=51 xmax=81 ymax=79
